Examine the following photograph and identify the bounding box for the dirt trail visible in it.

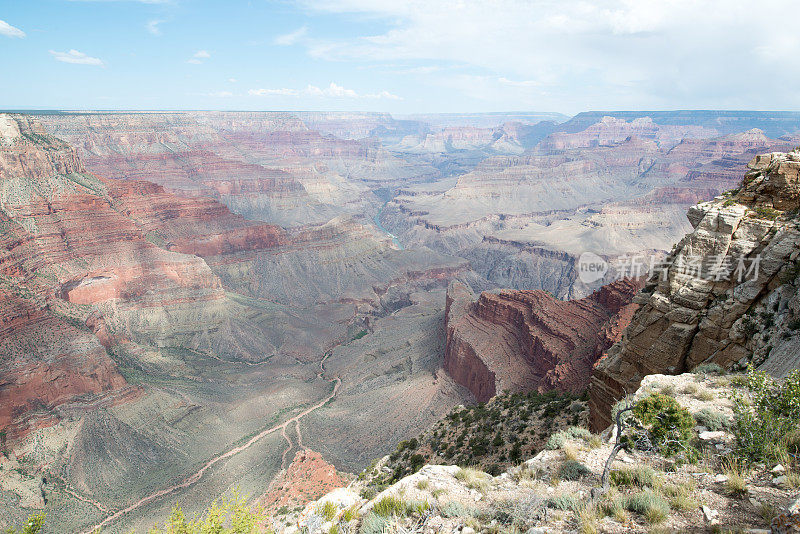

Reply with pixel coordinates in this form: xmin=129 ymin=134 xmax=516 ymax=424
xmin=82 ymin=351 xmax=341 ymax=534
xmin=54 ymin=476 xmax=110 ymax=514
xmin=295 ymin=420 xmax=304 ymax=450
xmin=279 ymin=424 xmax=293 ymax=470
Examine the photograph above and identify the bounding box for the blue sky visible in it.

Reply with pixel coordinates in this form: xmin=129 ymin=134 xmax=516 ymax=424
xmin=1 ymin=0 xmax=799 ymax=114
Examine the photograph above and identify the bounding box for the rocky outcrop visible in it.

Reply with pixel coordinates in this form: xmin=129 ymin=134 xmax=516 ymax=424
xmin=258 ymin=449 xmax=347 ymax=512
xmin=590 ymin=149 xmax=800 ymax=431
xmin=443 ymin=278 xmax=642 ymax=401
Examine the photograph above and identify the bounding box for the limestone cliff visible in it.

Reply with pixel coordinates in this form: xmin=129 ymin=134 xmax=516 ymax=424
xmin=444 ymin=278 xmax=642 ymax=402
xmin=590 ymin=149 xmax=800 ymax=431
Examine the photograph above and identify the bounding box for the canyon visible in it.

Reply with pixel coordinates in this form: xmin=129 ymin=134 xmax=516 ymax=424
xmin=1 ymin=109 xmax=799 ymax=532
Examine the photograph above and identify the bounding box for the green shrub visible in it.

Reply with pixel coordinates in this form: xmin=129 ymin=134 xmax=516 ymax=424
xmin=751 ymin=206 xmax=780 ymax=220
xmin=358 ymin=512 xmax=386 ymax=534
xmin=557 ymin=460 xmax=591 ymax=481
xmin=4 ymin=514 xmax=45 ymax=534
xmin=565 ymin=426 xmax=592 ymax=440
xmin=490 ymin=494 xmax=546 ymax=528
xmin=396 ymin=438 xmax=418 ymax=452
xmin=440 ymin=501 xmax=479 ymax=518
xmin=546 ymin=426 xmax=590 ymax=450
xmin=725 ymin=471 xmax=747 ymax=496
xmin=341 ymin=505 xmax=359 ymax=522
xmin=632 ymin=393 xmax=696 ymax=457
xmin=662 ymin=482 xmax=698 ymax=511
xmin=692 ymin=363 xmax=724 ymax=375
xmin=149 ymin=491 xmax=266 ymax=533
xmin=320 ymin=501 xmax=338 ymax=521
xmin=372 ymin=495 xmax=406 ymax=517
xmin=454 ymin=467 xmax=490 ymax=492
xmin=731 ymin=367 xmax=800 ymax=463
xmin=610 ymin=465 xmax=658 ymax=488
xmin=620 ymin=491 xmax=669 ymax=524
xmin=545 ymin=431 xmax=566 ymax=450
xmin=546 ymin=494 xmax=579 ymax=511
xmin=741 ymin=316 xmax=760 ymax=337
xmin=694 ymin=408 xmax=729 ymax=431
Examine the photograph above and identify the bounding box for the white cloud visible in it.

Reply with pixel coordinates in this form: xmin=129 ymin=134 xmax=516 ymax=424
xmin=249 ymin=88 xmax=300 ymax=96
xmin=49 ymin=49 xmax=105 ymax=66
xmin=188 ymin=50 xmax=210 ymax=64
xmin=364 ymin=90 xmax=402 ymax=100
xmin=395 ymin=65 xmax=440 ymax=75
xmin=146 ymin=19 xmax=164 ymax=35
xmin=275 ymin=26 xmax=308 ymax=46
xmin=247 ymin=83 xmax=400 ymax=100
xmin=202 ymin=91 xmax=234 ymax=97
xmin=291 ymin=0 xmax=800 ymax=110
xmin=306 ymin=82 xmax=358 ymax=98
xmin=228 ymin=78 xmax=238 ymax=83
xmin=305 ymin=82 xmax=400 ymax=99
xmin=0 ymin=19 xmax=25 ymax=38
xmin=498 ymin=77 xmax=541 ymax=88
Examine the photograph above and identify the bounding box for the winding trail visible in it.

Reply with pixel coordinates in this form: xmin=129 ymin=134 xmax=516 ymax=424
xmin=53 ymin=475 xmax=110 ymax=514
xmin=294 ymin=420 xmax=304 ymax=450
xmin=82 ymin=350 xmax=340 ymax=534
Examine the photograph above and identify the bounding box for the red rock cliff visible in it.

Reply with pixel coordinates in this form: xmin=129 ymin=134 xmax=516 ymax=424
xmin=444 ymin=278 xmax=642 ymax=402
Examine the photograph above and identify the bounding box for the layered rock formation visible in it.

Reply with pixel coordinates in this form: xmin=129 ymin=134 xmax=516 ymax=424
xmin=590 ymin=149 xmax=800 ymax=431
xmin=382 ymin=117 xmax=791 ymax=298
xmin=443 ymin=278 xmax=642 ymax=402
xmin=0 ymin=114 xmax=297 ymax=437
xmin=38 ymin=112 xmax=438 ymax=228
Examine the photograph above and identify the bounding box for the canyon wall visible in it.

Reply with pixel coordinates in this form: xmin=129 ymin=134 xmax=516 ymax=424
xmin=590 ymin=149 xmax=800 ymax=431
xmin=443 ymin=278 xmax=642 ymax=402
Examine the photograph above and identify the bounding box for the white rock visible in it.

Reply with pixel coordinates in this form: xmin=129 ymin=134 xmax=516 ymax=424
xmin=774 ymin=475 xmax=788 ymax=486
xmin=701 ymin=505 xmax=720 ymax=525
xmin=699 ymin=431 xmax=727 ymax=441
xmin=462 ymin=528 xmax=476 ymax=534
xmin=789 ymin=494 xmax=800 ymax=514
xmin=772 ymin=464 xmax=786 ymax=475
xmin=714 ymin=474 xmax=729 ymax=483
